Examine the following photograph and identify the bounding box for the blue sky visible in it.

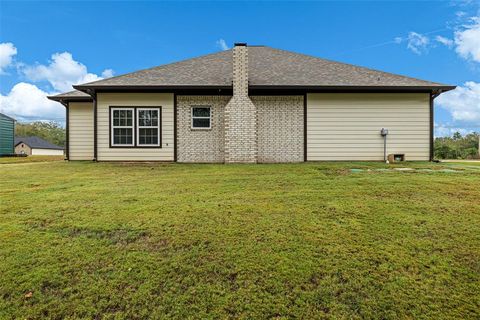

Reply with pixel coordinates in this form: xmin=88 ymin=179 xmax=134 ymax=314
xmin=0 ymin=0 xmax=479 ymax=136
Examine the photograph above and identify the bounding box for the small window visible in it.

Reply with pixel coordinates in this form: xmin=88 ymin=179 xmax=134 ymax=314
xmin=137 ymin=108 xmax=160 ymax=146
xmin=191 ymin=106 xmax=211 ymax=129
xmin=111 ymin=108 xmax=134 ymax=146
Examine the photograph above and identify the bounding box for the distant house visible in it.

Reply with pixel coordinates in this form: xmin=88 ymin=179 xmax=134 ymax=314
xmin=0 ymin=113 xmax=15 ymax=156
xmin=15 ymin=136 xmax=64 ymax=156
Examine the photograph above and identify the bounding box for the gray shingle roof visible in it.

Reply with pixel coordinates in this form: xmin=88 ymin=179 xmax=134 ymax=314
xmin=248 ymin=47 xmax=447 ymax=87
xmin=77 ymin=50 xmax=233 ymax=88
xmin=15 ymin=136 xmax=64 ymax=150
xmin=74 ymin=46 xmax=451 ymax=89
xmin=48 ymin=90 xmax=92 ymax=100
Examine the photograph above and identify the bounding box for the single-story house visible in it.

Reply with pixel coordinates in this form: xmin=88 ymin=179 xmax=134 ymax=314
xmin=15 ymin=136 xmax=64 ymax=156
xmin=48 ymin=43 xmax=455 ymax=163
xmin=0 ymin=113 xmax=15 ymax=156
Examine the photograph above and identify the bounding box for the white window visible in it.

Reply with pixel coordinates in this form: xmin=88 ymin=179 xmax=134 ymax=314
xmin=111 ymin=108 xmax=134 ymax=146
xmin=137 ymin=108 xmax=160 ymax=146
xmin=191 ymin=106 xmax=211 ymax=129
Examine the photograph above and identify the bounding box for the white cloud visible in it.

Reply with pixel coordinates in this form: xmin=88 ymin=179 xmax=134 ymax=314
xmin=394 ymin=37 xmax=403 ymax=44
xmin=101 ymin=68 xmax=115 ymax=78
xmin=21 ymin=52 xmax=113 ymax=92
xmin=436 ymin=81 xmax=480 ymax=125
xmin=0 ymin=46 xmax=114 ymax=123
xmin=0 ymin=82 xmax=63 ymax=122
xmin=435 ymin=122 xmax=474 ymax=137
xmin=216 ymin=39 xmax=229 ymax=51
xmin=454 ymin=17 xmax=480 ymax=63
xmin=0 ymin=42 xmax=17 ymax=74
xmin=406 ymin=32 xmax=430 ymax=55
xmin=435 ymin=35 xmax=454 ymax=48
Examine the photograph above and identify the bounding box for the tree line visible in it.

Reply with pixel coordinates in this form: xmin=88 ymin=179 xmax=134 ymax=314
xmin=15 ymin=121 xmax=65 ymax=148
xmin=435 ymin=132 xmax=479 ymax=160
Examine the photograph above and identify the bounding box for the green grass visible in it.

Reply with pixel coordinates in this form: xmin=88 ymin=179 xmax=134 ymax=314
xmin=0 ymin=155 xmax=64 ymax=164
xmin=1 ymin=161 xmax=479 ymax=319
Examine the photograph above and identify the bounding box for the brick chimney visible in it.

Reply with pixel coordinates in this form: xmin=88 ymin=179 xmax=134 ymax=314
xmin=224 ymin=43 xmax=258 ymax=163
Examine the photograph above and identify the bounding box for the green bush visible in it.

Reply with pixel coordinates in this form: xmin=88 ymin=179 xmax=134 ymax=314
xmin=435 ymin=132 xmax=479 ymax=159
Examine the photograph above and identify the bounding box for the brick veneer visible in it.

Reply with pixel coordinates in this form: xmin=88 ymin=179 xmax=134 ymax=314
xmin=253 ymin=96 xmax=304 ymax=163
xmin=176 ymin=95 xmax=230 ymax=163
xmin=176 ymin=44 xmax=305 ymax=163
xmin=224 ymin=44 xmax=258 ymax=163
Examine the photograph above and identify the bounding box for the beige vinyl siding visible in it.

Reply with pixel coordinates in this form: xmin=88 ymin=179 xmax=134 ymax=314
xmin=69 ymin=102 xmax=94 ymax=160
xmin=307 ymin=93 xmax=430 ymax=161
xmin=97 ymin=93 xmax=174 ymax=161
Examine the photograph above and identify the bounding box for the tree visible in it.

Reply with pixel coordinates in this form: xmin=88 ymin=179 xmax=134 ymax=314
xmin=15 ymin=121 xmax=66 ymax=147
xmin=435 ymin=132 xmax=479 ymax=159
xmin=453 ymin=131 xmax=462 ymax=140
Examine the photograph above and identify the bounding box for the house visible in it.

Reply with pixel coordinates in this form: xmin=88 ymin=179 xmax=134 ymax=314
xmin=15 ymin=136 xmax=64 ymax=156
xmin=0 ymin=113 xmax=15 ymax=156
xmin=48 ymin=43 xmax=455 ymax=163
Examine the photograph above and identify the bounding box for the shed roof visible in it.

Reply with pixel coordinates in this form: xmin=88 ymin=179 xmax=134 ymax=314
xmin=15 ymin=136 xmax=64 ymax=150
xmin=0 ymin=112 xmax=16 ymax=122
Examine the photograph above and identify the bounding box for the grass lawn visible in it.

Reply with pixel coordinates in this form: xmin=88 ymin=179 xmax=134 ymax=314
xmin=0 ymin=155 xmax=64 ymax=164
xmin=1 ymin=160 xmax=479 ymax=319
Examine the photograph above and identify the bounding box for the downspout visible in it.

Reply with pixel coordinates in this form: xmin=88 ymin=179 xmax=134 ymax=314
xmin=59 ymin=99 xmax=69 ymax=161
xmin=65 ymin=101 xmax=69 ymax=161
xmin=430 ymin=90 xmax=442 ymax=162
xmin=304 ymin=93 xmax=307 ymax=162
xmin=93 ymin=91 xmax=97 ymax=161
xmin=174 ymin=93 xmax=177 ymax=162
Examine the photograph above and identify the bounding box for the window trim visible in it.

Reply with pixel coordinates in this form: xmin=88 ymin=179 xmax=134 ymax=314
xmin=111 ymin=107 xmax=135 ymax=147
xmin=109 ymin=106 xmax=162 ymax=148
xmin=191 ymin=106 xmax=212 ymax=130
xmin=136 ymin=108 xmax=161 ymax=147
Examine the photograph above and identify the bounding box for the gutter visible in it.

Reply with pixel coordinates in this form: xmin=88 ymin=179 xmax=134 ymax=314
xmin=47 ymin=96 xmax=93 ymax=105
xmin=72 ymin=85 xmax=232 ymax=94
xmin=429 ymin=89 xmax=450 ymax=162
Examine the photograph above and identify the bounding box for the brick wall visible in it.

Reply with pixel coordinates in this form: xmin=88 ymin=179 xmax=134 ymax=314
xmin=253 ymin=96 xmax=304 ymax=163
xmin=176 ymin=45 xmax=305 ymax=164
xmin=176 ymin=95 xmax=230 ymax=163
xmin=224 ymin=44 xmax=258 ymax=163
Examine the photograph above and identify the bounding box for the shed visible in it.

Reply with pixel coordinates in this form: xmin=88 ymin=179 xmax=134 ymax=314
xmin=15 ymin=136 xmax=64 ymax=156
xmin=0 ymin=113 xmax=15 ymax=156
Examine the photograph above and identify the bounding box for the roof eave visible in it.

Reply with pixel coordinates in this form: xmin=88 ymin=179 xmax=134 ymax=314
xmin=47 ymin=95 xmax=93 ymax=105
xmin=250 ymin=85 xmax=456 ymax=93
xmin=73 ymin=84 xmax=232 ymax=93
xmin=72 ymin=84 xmax=456 ymax=94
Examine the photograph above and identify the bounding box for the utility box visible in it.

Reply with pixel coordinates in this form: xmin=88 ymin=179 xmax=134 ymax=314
xmin=388 ymin=154 xmax=405 ymax=163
